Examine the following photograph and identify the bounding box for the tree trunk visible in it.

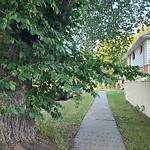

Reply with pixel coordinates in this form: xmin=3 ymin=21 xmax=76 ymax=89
xmin=0 ymin=72 xmax=54 ymax=149
xmin=0 ymin=114 xmax=37 ymax=150
xmin=0 ymin=113 xmax=57 ymax=150
xmin=0 ymin=39 xmax=57 ymax=149
xmin=0 ymin=77 xmax=38 ymax=149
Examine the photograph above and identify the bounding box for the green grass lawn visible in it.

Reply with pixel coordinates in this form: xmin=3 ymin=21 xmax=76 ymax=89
xmin=106 ymin=90 xmax=150 ymax=150
xmin=37 ymin=93 xmax=94 ymax=150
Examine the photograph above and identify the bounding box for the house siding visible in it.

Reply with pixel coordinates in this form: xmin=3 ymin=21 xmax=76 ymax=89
xmin=131 ymin=46 xmax=143 ymax=67
xmin=143 ymin=40 xmax=147 ymax=66
xmin=130 ymin=39 xmax=150 ymax=70
xmin=147 ymin=39 xmax=150 ymax=64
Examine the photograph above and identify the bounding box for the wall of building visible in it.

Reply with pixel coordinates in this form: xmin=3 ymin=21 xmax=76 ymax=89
xmin=143 ymin=40 xmax=148 ymax=66
xmin=127 ymin=54 xmax=131 ymax=66
xmin=141 ymin=64 xmax=150 ymax=74
xmin=124 ymin=80 xmax=150 ymax=118
xmin=130 ymin=40 xmax=148 ymax=67
xmin=131 ymin=46 xmax=143 ymax=67
xmin=147 ymin=39 xmax=150 ymax=64
xmin=129 ymin=39 xmax=150 ymax=73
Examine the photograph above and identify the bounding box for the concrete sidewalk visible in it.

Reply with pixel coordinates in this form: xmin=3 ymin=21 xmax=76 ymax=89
xmin=73 ymin=90 xmax=126 ymax=150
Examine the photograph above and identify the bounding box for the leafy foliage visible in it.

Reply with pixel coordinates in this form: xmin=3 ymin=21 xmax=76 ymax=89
xmin=80 ymin=0 xmax=150 ymax=47
xmin=0 ymin=0 xmax=149 ymax=117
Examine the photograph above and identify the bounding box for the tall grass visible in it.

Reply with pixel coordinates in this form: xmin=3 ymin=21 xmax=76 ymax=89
xmin=107 ymin=90 xmax=150 ymax=150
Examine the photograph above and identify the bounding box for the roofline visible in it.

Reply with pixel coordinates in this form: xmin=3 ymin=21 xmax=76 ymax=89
xmin=124 ymin=33 xmax=150 ymax=59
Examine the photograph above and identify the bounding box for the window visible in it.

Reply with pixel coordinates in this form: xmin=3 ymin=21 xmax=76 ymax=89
xmin=140 ymin=45 xmax=143 ymax=54
xmin=132 ymin=52 xmax=135 ymax=60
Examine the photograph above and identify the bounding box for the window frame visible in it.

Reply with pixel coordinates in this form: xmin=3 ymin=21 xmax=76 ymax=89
xmin=140 ymin=45 xmax=143 ymax=54
xmin=132 ymin=52 xmax=135 ymax=60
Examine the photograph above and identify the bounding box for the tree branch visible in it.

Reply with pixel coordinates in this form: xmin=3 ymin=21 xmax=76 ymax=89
xmin=0 ymin=9 xmax=5 ymax=16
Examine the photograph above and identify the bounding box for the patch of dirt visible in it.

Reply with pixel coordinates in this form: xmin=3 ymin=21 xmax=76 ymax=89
xmin=15 ymin=135 xmax=57 ymax=150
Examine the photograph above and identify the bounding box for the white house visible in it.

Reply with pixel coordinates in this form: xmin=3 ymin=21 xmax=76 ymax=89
xmin=125 ymin=33 xmax=150 ymax=74
xmin=124 ymin=33 xmax=150 ymax=118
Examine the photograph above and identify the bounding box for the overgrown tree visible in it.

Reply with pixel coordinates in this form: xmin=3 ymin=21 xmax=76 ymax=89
xmin=0 ymin=0 xmax=149 ymax=150
xmin=0 ymin=1 xmax=87 ymax=149
xmin=80 ymin=0 xmax=150 ymax=49
xmin=78 ymin=0 xmax=149 ymax=83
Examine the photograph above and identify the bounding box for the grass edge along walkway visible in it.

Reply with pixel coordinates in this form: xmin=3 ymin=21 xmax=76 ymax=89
xmin=106 ymin=90 xmax=150 ymax=150
xmin=37 ymin=93 xmax=94 ymax=150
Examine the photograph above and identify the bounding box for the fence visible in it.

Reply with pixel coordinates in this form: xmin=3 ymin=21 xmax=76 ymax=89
xmin=124 ymin=80 xmax=150 ymax=118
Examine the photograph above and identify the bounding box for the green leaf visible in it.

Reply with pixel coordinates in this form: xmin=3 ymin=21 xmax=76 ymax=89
xmin=18 ymin=74 xmax=26 ymax=81
xmin=19 ymin=51 xmax=25 ymax=58
xmin=51 ymin=73 xmax=61 ymax=81
xmin=49 ymin=1 xmax=59 ymax=14
xmin=1 ymin=93 xmax=12 ymax=101
xmin=23 ymin=71 xmax=32 ymax=80
xmin=8 ymin=106 xmax=18 ymax=114
xmin=63 ymin=83 xmax=71 ymax=92
xmin=17 ymin=66 xmax=25 ymax=72
xmin=74 ymin=65 xmax=79 ymax=73
xmin=1 ymin=108 xmax=7 ymax=114
xmin=28 ymin=66 xmax=34 ymax=73
xmin=11 ymin=70 xmax=18 ymax=77
xmin=18 ymin=106 xmax=25 ymax=114
xmin=10 ymin=84 xmax=15 ymax=90
xmin=0 ymin=18 xmax=7 ymax=29
xmin=29 ymin=107 xmax=40 ymax=119
xmin=5 ymin=82 xmax=10 ymax=89
xmin=9 ymin=81 xmax=16 ymax=91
